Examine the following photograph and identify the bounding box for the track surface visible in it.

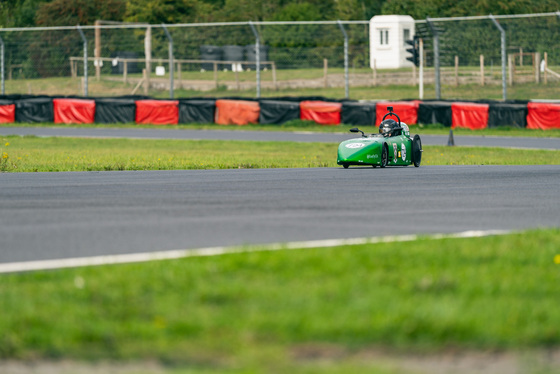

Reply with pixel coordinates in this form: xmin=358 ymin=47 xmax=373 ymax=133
xmin=2 ymin=166 xmax=559 ymax=264
xmin=1 ymin=126 xmax=559 ymax=149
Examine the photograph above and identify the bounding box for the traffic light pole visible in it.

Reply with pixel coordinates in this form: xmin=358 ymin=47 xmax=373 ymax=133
xmin=405 ymin=36 xmax=422 ymax=99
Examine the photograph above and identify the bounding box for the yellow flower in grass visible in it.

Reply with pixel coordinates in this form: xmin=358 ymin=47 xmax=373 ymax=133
xmin=5 ymin=142 xmax=9 ymax=146
xmin=554 ymin=255 xmax=560 ymax=265
xmin=2 ymin=152 xmax=8 ymax=159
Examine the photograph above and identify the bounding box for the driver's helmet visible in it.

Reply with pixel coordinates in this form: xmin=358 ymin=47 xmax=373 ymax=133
xmin=379 ymin=119 xmax=397 ymax=136
xmin=401 ymin=122 xmax=410 ymax=137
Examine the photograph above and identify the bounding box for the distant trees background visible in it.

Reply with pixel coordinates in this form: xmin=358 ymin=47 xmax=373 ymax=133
xmin=1 ymin=0 xmax=558 ymax=27
xmin=1 ymin=0 xmax=558 ymax=78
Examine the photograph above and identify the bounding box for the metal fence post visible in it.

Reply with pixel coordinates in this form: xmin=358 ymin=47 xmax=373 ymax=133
xmin=162 ymin=24 xmax=174 ymax=99
xmin=419 ymin=38 xmax=424 ymax=100
xmin=77 ymin=25 xmax=88 ymax=97
xmin=249 ymin=21 xmax=261 ymax=98
xmin=337 ymin=20 xmax=349 ymax=99
xmin=490 ymin=14 xmax=507 ymax=101
xmin=0 ymin=35 xmax=4 ymax=95
xmin=426 ymin=18 xmax=440 ymax=100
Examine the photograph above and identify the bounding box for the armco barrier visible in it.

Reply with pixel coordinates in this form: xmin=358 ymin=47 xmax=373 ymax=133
xmin=451 ymin=102 xmax=489 ymax=130
xmin=0 ymin=95 xmax=559 ymax=129
xmin=527 ymin=102 xmax=560 ymax=130
xmin=53 ymin=98 xmax=95 ymax=124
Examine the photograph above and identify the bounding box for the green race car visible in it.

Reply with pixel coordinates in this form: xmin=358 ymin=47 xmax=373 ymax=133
xmin=337 ymin=107 xmax=423 ymax=168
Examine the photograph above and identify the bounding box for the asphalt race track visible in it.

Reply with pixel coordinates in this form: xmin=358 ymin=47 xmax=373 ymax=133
xmin=1 ymin=126 xmax=559 ymax=149
xmin=2 ymin=165 xmax=559 ymax=265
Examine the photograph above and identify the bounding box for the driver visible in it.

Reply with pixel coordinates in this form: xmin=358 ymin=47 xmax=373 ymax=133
xmin=379 ymin=119 xmax=397 ymax=136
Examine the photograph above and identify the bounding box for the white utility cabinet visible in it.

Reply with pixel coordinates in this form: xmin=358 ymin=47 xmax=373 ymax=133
xmin=370 ymin=15 xmax=415 ymax=69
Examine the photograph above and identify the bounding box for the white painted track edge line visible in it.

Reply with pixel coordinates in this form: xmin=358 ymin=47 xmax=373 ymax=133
xmin=0 ymin=230 xmax=512 ymax=274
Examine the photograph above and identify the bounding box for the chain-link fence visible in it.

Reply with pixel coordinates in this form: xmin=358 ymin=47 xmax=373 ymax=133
xmin=0 ymin=13 xmax=559 ymax=100
xmin=418 ymin=12 xmax=560 ymax=101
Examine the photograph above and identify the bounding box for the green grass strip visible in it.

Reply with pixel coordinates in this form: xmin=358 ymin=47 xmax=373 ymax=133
xmin=1 ymin=136 xmax=558 ymax=172
xmin=1 ymin=229 xmax=560 ymax=370
xmin=4 ymin=121 xmax=560 ymax=137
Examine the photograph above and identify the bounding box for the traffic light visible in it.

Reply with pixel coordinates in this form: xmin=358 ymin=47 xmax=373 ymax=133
xmin=405 ymin=37 xmax=419 ymax=67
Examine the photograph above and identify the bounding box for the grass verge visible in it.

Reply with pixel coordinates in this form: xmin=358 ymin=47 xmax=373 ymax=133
xmin=6 ymin=68 xmax=560 ymax=102
xmin=1 ymin=136 xmax=559 ymax=172
xmin=1 ymin=229 xmax=559 ymax=373
xmin=3 ymin=121 xmax=560 ymax=138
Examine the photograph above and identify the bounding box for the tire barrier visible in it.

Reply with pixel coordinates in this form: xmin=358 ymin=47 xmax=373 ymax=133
xmin=488 ymin=102 xmax=528 ymax=129
xmin=15 ymin=96 xmax=54 ymax=123
xmin=375 ymin=101 xmax=419 ymax=126
xmin=300 ymin=100 xmax=342 ymax=125
xmin=418 ymin=101 xmax=452 ymax=127
xmin=179 ymin=99 xmax=216 ymax=124
xmin=0 ymin=95 xmax=557 ymax=130
xmin=135 ymin=99 xmax=179 ymax=125
xmin=341 ymin=101 xmax=376 ymax=126
xmin=452 ymin=102 xmax=489 ymax=130
xmin=95 ymin=97 xmax=137 ymax=124
xmin=215 ymin=99 xmax=260 ymax=125
xmin=0 ymin=100 xmax=15 ymax=123
xmin=527 ymin=102 xmax=560 ymax=130
xmin=259 ymin=100 xmax=300 ymax=125
xmin=53 ymin=98 xmax=96 ymax=124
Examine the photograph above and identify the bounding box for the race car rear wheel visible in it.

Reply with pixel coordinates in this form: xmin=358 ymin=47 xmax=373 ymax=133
xmin=380 ymin=144 xmax=388 ymax=168
xmin=343 ymin=163 xmax=349 ymax=169
xmin=412 ymin=135 xmax=422 ymax=167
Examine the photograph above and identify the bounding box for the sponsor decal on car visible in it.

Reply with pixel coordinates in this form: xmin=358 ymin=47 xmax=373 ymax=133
xmin=346 ymin=143 xmax=365 ymax=149
xmin=393 ymin=143 xmax=398 ymax=163
xmin=401 ymin=143 xmax=406 ymax=161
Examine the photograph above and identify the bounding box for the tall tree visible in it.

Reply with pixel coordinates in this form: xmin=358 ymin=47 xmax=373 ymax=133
xmin=0 ymin=0 xmax=48 ymax=27
xmin=30 ymin=0 xmax=127 ymax=78
xmin=35 ymin=0 xmax=126 ymax=26
xmin=124 ymin=0 xmax=200 ymax=24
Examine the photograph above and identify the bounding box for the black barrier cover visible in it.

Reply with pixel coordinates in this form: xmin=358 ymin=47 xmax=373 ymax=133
xmin=418 ymin=101 xmax=452 ymax=127
xmin=95 ymin=98 xmax=137 ymax=124
xmin=0 ymin=100 xmax=14 ymax=105
xmin=341 ymin=101 xmax=376 ymax=126
xmin=259 ymin=100 xmax=300 ymax=125
xmin=488 ymin=102 xmax=528 ymax=128
xmin=15 ymin=96 xmax=54 ymax=123
xmin=179 ymin=99 xmax=216 ymax=124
